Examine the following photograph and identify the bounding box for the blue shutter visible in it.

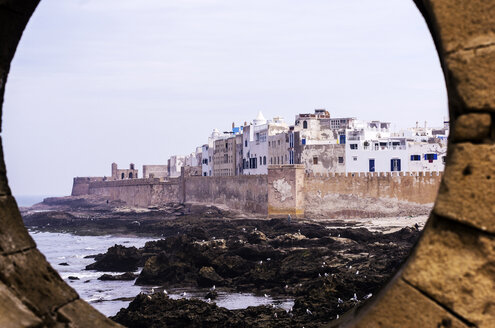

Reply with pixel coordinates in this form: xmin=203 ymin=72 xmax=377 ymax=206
xmin=433 ymin=154 xmax=438 ymax=160
xmin=398 ymin=159 xmax=401 ymax=171
xmin=410 ymin=155 xmax=414 ymax=161
xmin=391 ymin=159 xmax=394 ymax=172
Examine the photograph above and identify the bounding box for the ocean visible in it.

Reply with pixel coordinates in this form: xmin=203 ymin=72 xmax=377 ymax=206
xmin=30 ymin=231 xmax=294 ymax=317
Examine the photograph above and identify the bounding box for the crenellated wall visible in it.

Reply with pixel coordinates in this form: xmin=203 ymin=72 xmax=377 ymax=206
xmin=73 ymin=168 xmax=441 ymax=217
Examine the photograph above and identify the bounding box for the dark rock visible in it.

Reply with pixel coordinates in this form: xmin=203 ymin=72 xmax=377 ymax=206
xmin=197 ymin=266 xmax=224 ymax=287
xmin=68 ymin=276 xmax=79 ymax=280
xmin=85 ymin=245 xmax=141 ymax=272
xmin=58 ymin=262 xmax=69 ymax=266
xmin=204 ymin=290 xmax=218 ymax=300
xmin=98 ymin=272 xmax=138 ymax=281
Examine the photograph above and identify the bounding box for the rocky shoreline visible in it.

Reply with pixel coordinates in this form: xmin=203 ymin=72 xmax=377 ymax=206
xmin=22 ymin=196 xmax=424 ymax=327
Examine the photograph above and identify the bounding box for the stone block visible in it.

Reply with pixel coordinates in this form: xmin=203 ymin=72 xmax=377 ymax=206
xmin=57 ymin=299 xmax=122 ymax=328
xmin=427 ymin=0 xmax=495 ymax=54
xmin=0 ymin=248 xmax=78 ymax=317
xmin=452 ymin=113 xmax=492 ymax=141
xmin=403 ymin=215 xmax=495 ymax=327
xmin=0 ymin=195 xmax=35 ymax=254
xmin=446 ymin=46 xmax=495 ymax=111
xmin=434 ymin=143 xmax=495 ymax=232
xmin=0 ymin=281 xmax=42 ymax=328
xmin=350 ymin=278 xmax=468 ymax=328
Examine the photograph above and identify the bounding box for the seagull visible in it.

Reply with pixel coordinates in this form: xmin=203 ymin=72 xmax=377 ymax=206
xmin=318 ymin=273 xmax=321 ymax=277
xmin=242 ymin=228 xmax=246 ymax=231
xmin=356 ymin=270 xmax=359 ymax=275
xmin=151 ymin=288 xmax=154 ymax=293
xmin=264 ymin=294 xmax=269 ymax=298
xmin=336 ymin=314 xmax=339 ymax=319
xmin=207 ymin=298 xmax=211 ymax=303
xmin=322 ymin=262 xmax=326 ymax=265
xmin=212 ymin=285 xmax=216 ymax=291
xmin=259 ymin=260 xmax=263 ymax=265
xmin=324 ymin=273 xmax=328 ymax=277
xmin=254 ymin=227 xmax=257 ymax=231
xmin=182 ymin=292 xmax=187 ymax=297
xmin=163 ymin=289 xmax=168 ymax=295
xmin=364 ymin=293 xmax=372 ymax=300
xmin=212 ymin=236 xmax=216 ymax=240
xmin=266 ymin=258 xmax=271 ymax=261
xmin=351 ymin=293 xmax=358 ymax=302
xmin=306 ymin=308 xmax=313 ymax=315
xmin=338 ymin=298 xmax=343 ymax=304
xmin=274 ymin=313 xmax=278 ymax=318
xmin=285 ymin=285 xmax=289 ymax=289
xmin=338 ymin=234 xmax=341 ymax=237
xmin=147 ymin=295 xmax=152 ymax=300
xmin=349 ymin=265 xmax=352 ymax=269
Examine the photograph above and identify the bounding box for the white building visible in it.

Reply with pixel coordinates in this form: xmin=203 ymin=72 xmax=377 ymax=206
xmin=345 ymin=120 xmax=448 ymax=173
xmin=168 ymin=155 xmax=185 ymax=178
xmin=242 ymin=112 xmax=289 ymax=175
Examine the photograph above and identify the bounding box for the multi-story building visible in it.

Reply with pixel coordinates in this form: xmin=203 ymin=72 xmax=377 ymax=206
xmin=242 ymin=112 xmax=289 ymax=175
xmin=168 ymin=155 xmax=185 ymax=178
xmin=345 ymin=120 xmax=448 ymax=173
xmin=213 ymin=136 xmax=237 ymax=176
xmin=289 ymin=109 xmax=346 ymax=174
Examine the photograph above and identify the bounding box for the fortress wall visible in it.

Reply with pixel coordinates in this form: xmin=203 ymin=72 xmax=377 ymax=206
xmin=71 ymin=177 xmax=106 ymax=196
xmin=184 ymin=175 xmax=268 ymax=214
xmin=87 ymin=178 xmax=180 ymax=207
xmin=304 ymin=172 xmax=442 ymax=218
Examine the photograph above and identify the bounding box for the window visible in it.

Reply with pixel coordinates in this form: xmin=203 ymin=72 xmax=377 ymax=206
xmin=410 ymin=155 xmax=421 ymax=161
xmin=350 ymin=144 xmax=358 ymax=150
xmin=268 ymin=141 xmax=271 ymax=146
xmin=121 ymin=173 xmax=125 ymax=179
xmin=245 ymin=140 xmax=247 ymax=147
xmin=353 ymin=156 xmax=358 ymax=161
xmin=259 ymin=156 xmax=262 ymax=165
xmin=302 ymin=138 xmax=306 ymax=145
xmin=338 ymin=157 xmax=344 ymax=164
xmin=278 ymin=140 xmax=280 ymax=146
xmin=303 ymin=121 xmax=308 ymax=129
xmin=270 ymin=158 xmax=273 ymax=164
xmin=313 ymin=157 xmax=318 ymax=165
xmin=263 ymin=156 xmax=266 ymax=165
xmin=442 ymin=156 xmax=446 ymax=164
xmin=391 ymin=158 xmax=401 ymax=171
xmin=129 ymin=172 xmax=133 ymax=179
xmin=424 ymin=153 xmax=438 ymax=162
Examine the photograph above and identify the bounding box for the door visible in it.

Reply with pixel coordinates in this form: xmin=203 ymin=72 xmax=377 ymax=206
xmin=391 ymin=158 xmax=401 ymax=172
xmin=369 ymin=159 xmax=375 ymax=172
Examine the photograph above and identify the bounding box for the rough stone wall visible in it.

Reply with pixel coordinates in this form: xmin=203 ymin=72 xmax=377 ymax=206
xmin=71 ymin=177 xmax=106 ymax=196
xmin=300 ymin=144 xmax=345 ymax=174
xmin=267 ymin=165 xmax=305 ymax=217
xmin=88 ymin=179 xmax=180 ymax=207
xmin=184 ymin=175 xmax=268 ymax=214
xmin=306 ymin=171 xmax=442 ymax=205
xmin=142 ymin=165 xmax=168 ymax=179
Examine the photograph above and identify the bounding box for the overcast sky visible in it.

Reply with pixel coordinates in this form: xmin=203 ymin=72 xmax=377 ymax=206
xmin=3 ymin=0 xmax=447 ymax=196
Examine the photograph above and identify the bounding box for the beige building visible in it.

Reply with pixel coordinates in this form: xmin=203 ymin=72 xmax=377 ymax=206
xmin=213 ymin=136 xmax=237 ymax=176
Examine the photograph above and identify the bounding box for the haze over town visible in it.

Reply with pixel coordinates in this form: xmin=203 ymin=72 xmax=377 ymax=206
xmin=3 ymin=0 xmax=447 ymax=196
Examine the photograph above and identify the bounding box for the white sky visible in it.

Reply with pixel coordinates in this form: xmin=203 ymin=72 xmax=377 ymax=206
xmin=3 ymin=0 xmax=448 ymax=196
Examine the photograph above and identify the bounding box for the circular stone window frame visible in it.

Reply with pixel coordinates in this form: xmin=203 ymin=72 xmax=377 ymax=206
xmin=0 ymin=1 xmax=494 ymax=327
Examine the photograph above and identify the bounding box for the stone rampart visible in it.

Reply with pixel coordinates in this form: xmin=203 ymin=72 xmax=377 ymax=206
xmin=183 ymin=175 xmax=268 ymax=214
xmin=87 ymin=178 xmax=180 ymax=207
xmin=304 ymin=171 xmax=442 ymax=218
xmin=71 ymin=177 xmax=106 ymax=196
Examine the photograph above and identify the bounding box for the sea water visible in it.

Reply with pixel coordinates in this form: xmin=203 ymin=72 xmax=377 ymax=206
xmin=30 ymin=231 xmax=294 ymax=317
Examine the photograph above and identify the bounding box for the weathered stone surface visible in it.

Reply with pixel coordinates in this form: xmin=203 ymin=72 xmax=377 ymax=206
xmin=57 ymin=299 xmax=122 ymax=327
xmin=0 ymin=248 xmax=78 ymax=317
xmin=0 ymin=195 xmax=35 ymax=254
xmin=434 ymin=143 xmax=495 ymax=232
xmin=0 ymin=282 xmax=42 ymax=328
xmin=425 ymin=0 xmax=495 ymax=54
xmin=452 ymin=113 xmax=492 ymax=141
xmin=403 ymin=215 xmax=495 ymax=327
xmin=349 ymin=279 xmax=468 ymax=328
xmin=446 ymin=47 xmax=495 ymax=111
xmin=0 ymin=138 xmax=11 ymax=196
